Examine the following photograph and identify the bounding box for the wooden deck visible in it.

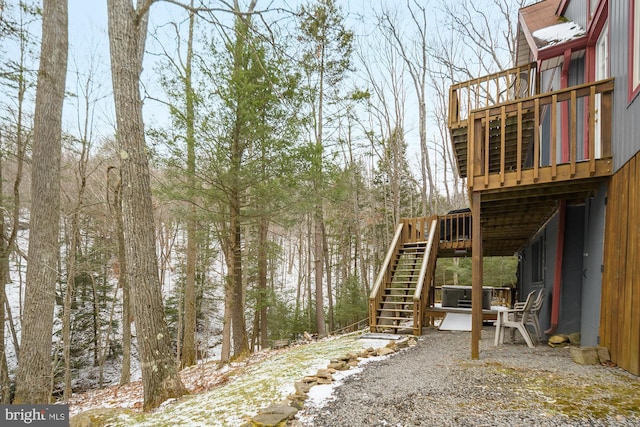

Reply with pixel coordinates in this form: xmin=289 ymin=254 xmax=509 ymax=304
xmin=447 ymin=73 xmax=615 ymax=256
xmin=450 ymin=79 xmax=614 ymax=191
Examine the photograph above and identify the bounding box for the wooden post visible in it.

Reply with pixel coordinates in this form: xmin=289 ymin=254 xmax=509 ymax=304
xmin=471 ymin=191 xmax=483 ymax=360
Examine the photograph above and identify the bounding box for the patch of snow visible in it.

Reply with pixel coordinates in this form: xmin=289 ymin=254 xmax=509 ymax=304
xmin=532 ymin=21 xmax=585 ymax=48
xmin=305 ymin=352 xmax=386 ymax=408
xmin=70 ymin=332 xmax=399 ymax=427
xmin=358 ymin=338 xmax=394 ymax=349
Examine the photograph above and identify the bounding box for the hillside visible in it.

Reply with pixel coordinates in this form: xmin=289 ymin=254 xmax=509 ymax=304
xmin=68 ymin=332 xmax=396 ymax=426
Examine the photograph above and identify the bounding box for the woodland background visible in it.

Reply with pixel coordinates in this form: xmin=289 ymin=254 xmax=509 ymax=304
xmin=0 ymin=0 xmax=524 ymax=407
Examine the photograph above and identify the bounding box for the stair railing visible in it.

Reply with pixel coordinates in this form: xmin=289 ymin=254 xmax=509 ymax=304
xmin=412 ymin=218 xmax=439 ymax=335
xmin=369 ymin=223 xmax=404 ymax=331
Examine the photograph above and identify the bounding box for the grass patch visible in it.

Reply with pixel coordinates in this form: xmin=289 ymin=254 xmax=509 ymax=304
xmin=112 ymin=333 xmax=368 ymax=427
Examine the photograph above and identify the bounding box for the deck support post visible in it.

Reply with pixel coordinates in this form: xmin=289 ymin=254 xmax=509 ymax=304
xmin=471 ymin=191 xmax=483 ymax=359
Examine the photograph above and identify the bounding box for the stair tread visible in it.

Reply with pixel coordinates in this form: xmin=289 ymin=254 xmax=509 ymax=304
xmin=379 ymin=301 xmax=414 ymax=305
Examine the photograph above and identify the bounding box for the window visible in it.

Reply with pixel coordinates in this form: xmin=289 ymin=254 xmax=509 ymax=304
xmin=631 ymin=0 xmax=640 ymax=100
xmin=531 ymin=237 xmax=544 ymax=283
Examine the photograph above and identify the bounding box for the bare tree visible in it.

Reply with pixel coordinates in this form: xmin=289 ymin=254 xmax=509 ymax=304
xmin=13 ymin=0 xmax=67 ymax=404
xmin=106 ymin=0 xmax=186 ymax=411
xmin=0 ymin=0 xmax=38 ymax=402
xmin=357 ymin=21 xmax=412 ymax=228
xmin=439 ymin=0 xmax=528 ymax=77
xmin=379 ymin=1 xmax=435 ymax=216
xmin=181 ymin=1 xmax=198 ymax=369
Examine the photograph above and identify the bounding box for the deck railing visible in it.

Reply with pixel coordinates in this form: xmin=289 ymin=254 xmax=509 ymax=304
xmin=467 ymin=78 xmax=614 ymax=191
xmin=400 ymin=216 xmax=435 ymax=243
xmin=449 ymin=62 xmax=538 ymax=129
xmin=438 ymin=211 xmax=472 ymax=250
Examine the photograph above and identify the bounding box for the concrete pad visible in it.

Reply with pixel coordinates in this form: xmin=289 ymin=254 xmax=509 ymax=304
xmin=439 ymin=313 xmax=472 ymax=331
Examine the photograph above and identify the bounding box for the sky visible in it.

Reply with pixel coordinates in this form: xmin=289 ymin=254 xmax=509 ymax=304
xmin=5 ymin=0 xmax=506 ymax=183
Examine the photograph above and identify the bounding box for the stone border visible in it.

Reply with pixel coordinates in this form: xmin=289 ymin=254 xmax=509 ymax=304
xmin=243 ymin=335 xmax=417 ymax=427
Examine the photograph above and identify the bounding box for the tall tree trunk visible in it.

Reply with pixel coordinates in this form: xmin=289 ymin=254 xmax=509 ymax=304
xmin=219 ymin=275 xmax=233 ymax=366
xmin=307 ymin=217 xmax=313 ymax=330
xmin=257 ymin=216 xmax=269 ymax=348
xmin=13 ymin=0 xmax=67 ymax=404
xmin=0 ymin=23 xmax=27 ymax=400
xmin=107 ymin=0 xmax=186 ymax=411
xmin=114 ymin=180 xmax=131 ymax=386
xmin=62 ymin=225 xmax=77 ymax=400
xmin=181 ymin=2 xmax=198 ymax=369
xmin=0 ymin=260 xmax=10 ymax=403
xmin=230 ymin=193 xmax=247 ymax=356
xmin=314 ymin=45 xmax=327 ymax=339
xmin=322 ymin=222 xmax=334 ymax=333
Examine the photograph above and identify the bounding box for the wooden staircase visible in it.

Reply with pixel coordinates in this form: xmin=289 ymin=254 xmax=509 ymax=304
xmin=369 ymin=217 xmax=439 ymax=335
xmin=374 ymin=242 xmax=427 ymax=332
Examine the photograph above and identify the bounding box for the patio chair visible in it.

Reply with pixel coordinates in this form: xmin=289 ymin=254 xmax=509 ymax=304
xmin=511 ymin=289 xmax=544 ymax=341
xmin=494 ymin=290 xmax=536 ymax=348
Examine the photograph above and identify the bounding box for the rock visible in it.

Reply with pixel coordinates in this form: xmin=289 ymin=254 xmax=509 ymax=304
xmin=377 ymin=347 xmax=395 ymax=356
xmin=396 ymin=337 xmax=410 ymax=349
xmin=568 ymin=332 xmax=581 ymax=346
xmin=548 ymin=334 xmax=569 ymax=347
xmin=288 ymin=396 xmax=306 ymax=408
xmin=250 ymin=404 xmax=298 ymax=427
xmin=597 ymin=346 xmax=611 ymax=363
xmin=327 ymin=360 xmax=347 ymax=370
xmin=348 ymin=359 xmax=359 ymax=367
xmin=315 ymin=369 xmax=333 ymax=380
xmin=294 ymin=381 xmax=313 ymax=395
xmin=570 ymin=346 xmax=599 ymax=365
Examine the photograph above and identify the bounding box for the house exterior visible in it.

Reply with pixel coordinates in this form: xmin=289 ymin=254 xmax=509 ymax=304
xmin=448 ymin=0 xmax=640 ymax=375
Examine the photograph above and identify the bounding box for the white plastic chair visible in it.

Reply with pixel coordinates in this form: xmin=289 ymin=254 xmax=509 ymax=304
xmin=494 ymin=290 xmax=536 ymax=348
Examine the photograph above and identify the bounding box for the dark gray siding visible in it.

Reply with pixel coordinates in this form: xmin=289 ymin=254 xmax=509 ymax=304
xmin=564 ymin=0 xmax=587 ymax=29
xmin=518 ymin=214 xmax=556 ymax=334
xmin=610 ymin=0 xmax=640 ymax=170
xmin=580 ymin=184 xmax=607 ymax=346
xmin=517 ymin=204 xmax=589 ymax=337
xmin=555 ymin=205 xmax=585 ymax=334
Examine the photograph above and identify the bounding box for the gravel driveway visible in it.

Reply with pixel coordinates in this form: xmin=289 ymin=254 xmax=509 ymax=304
xmin=295 ymin=327 xmax=640 ymax=426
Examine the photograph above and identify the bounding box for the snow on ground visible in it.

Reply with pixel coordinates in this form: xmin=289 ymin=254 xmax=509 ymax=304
xmin=69 ymin=332 xmax=396 ymax=427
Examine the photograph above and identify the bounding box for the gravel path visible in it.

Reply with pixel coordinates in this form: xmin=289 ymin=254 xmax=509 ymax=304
xmin=295 ymin=327 xmax=640 ymax=427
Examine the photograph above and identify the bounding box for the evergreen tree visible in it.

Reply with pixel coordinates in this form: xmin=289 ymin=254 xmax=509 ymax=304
xmin=298 ymin=0 xmax=354 ymax=338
